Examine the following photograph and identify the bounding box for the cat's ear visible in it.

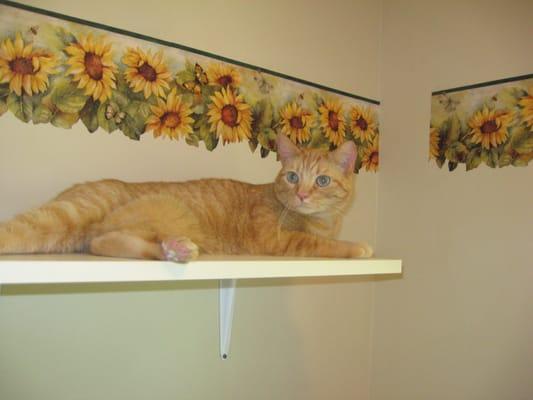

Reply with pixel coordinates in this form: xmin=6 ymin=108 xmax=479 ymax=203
xmin=330 ymin=141 xmax=357 ymax=174
xmin=276 ymin=133 xmax=301 ymax=164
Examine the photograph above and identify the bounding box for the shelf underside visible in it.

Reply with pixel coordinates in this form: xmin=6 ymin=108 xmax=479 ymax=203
xmin=0 ymin=254 xmax=402 ymax=285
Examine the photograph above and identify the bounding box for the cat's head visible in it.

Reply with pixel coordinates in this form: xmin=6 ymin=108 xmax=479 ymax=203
xmin=274 ymin=133 xmax=356 ymax=215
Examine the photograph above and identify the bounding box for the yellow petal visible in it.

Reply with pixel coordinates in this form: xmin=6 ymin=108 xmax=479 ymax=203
xmin=94 ymin=81 xmax=103 ymax=101
xmin=38 ymin=78 xmax=47 ymax=92
xmin=3 ymin=39 xmax=15 ymax=59
xmin=10 ymin=74 xmax=23 ymax=96
xmin=14 ymin=33 xmax=24 ymax=54
xmin=133 ymin=78 xmax=145 ymax=92
xmin=78 ymin=73 xmax=90 ymax=89
xmin=153 ymin=50 xmax=163 ymax=66
xmin=104 ymin=85 xmax=113 ymax=101
xmin=68 ymin=65 xmax=86 ymax=75
xmin=31 ymin=76 xmax=40 ymax=93
xmin=31 ymin=56 xmax=40 ymax=72
xmin=143 ymin=82 xmax=151 ymax=98
xmin=22 ymin=74 xmax=33 ymax=95
xmin=22 ymin=44 xmax=33 ymax=57
xmin=86 ymin=78 xmax=96 ymax=94
xmin=64 ymin=45 xmax=82 ymax=56
xmin=94 ymin=40 xmax=103 ymax=55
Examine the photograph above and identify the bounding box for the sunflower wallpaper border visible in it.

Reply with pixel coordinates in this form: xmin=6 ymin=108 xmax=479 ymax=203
xmin=430 ymin=74 xmax=533 ymax=172
xmin=0 ymin=1 xmax=381 ymax=174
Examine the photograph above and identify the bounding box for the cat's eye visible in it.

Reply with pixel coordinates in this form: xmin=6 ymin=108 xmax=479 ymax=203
xmin=286 ymin=171 xmax=299 ymax=184
xmin=315 ymin=175 xmax=331 ymax=187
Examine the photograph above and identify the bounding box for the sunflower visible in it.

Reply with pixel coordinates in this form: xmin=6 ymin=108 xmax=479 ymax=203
xmin=145 ymin=88 xmax=194 ymax=139
xmin=122 ymin=47 xmax=171 ymax=99
xmin=361 ymin=138 xmax=379 ymax=172
xmin=207 ymin=63 xmax=241 ymax=88
xmin=429 ymin=127 xmax=440 ymax=160
xmin=279 ymin=102 xmax=314 ymax=144
xmin=65 ymin=34 xmax=117 ymax=102
xmin=318 ymin=99 xmax=346 ymax=146
xmin=207 ymin=87 xmax=252 ymax=143
xmin=0 ymin=33 xmax=58 ymax=96
xmin=467 ymin=106 xmax=513 ymax=149
xmin=518 ymin=87 xmax=533 ymax=131
xmin=350 ymin=105 xmax=377 ymax=142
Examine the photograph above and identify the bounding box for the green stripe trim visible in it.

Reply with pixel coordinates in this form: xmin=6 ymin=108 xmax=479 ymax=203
xmin=0 ymin=0 xmax=380 ymax=105
xmin=432 ymin=73 xmax=533 ymax=96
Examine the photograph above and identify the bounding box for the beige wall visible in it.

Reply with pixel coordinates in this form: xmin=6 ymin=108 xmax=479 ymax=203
xmin=0 ymin=1 xmax=382 ymax=400
xmin=373 ymin=1 xmax=533 ymax=399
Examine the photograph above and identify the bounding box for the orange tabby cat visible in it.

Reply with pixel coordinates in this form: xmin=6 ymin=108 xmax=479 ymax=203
xmin=0 ymin=133 xmax=372 ymax=261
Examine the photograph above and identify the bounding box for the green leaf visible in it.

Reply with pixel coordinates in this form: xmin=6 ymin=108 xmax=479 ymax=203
xmin=112 ymin=90 xmax=129 ymax=108
xmin=0 ymin=85 xmax=10 ymax=99
xmin=495 ymin=87 xmax=523 ymax=109
xmin=257 ymin=128 xmax=277 ymax=150
xmin=7 ymin=93 xmax=32 ymax=122
xmin=185 ymin=133 xmax=199 ymax=147
xmin=32 ymin=104 xmax=53 ymax=124
xmin=176 ymin=69 xmax=195 ymax=85
xmin=510 ymin=126 xmax=533 ymax=155
xmin=203 ymin=133 xmax=219 ymax=151
xmin=80 ymin=98 xmax=99 ymax=133
xmin=248 ymin=138 xmax=258 ymax=153
xmin=119 ymin=115 xmax=143 ymax=140
xmin=481 ymin=148 xmax=498 ymax=168
xmin=56 ymin=27 xmax=76 ymax=46
xmin=197 ymin=122 xmax=218 ymax=151
xmin=192 ymin=103 xmax=205 ymax=115
xmin=512 ymin=157 xmax=530 ymax=167
xmin=498 ymin=153 xmax=513 ymax=168
xmin=97 ymin=102 xmax=118 ymax=133
xmin=52 ymin=80 xmax=88 ymax=113
xmin=512 ymin=152 xmax=533 ymax=167
xmin=435 ymin=155 xmax=446 ymax=168
xmin=465 ymin=148 xmax=482 ymax=171
xmin=126 ymin=100 xmax=151 ymax=127
xmin=262 ymin=101 xmax=274 ymax=126
xmin=51 ymin=111 xmax=79 ymax=128
xmin=445 ymin=141 xmax=468 ymax=163
xmin=0 ymin=98 xmax=7 ymax=117
xmin=448 ymin=161 xmax=458 ymax=171
xmin=354 ymin=152 xmax=363 ymax=174
xmin=252 ymin=100 xmax=273 ymax=132
xmin=308 ymin=126 xmax=329 ymax=149
xmin=446 ymin=114 xmax=461 ymax=145
xmin=260 ymin=147 xmax=270 ymax=158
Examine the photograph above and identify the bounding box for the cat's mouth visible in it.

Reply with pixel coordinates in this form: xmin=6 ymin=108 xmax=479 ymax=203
xmin=287 ymin=197 xmax=318 ymax=214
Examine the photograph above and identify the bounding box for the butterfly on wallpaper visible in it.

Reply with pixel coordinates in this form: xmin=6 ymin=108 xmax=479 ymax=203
xmin=23 ymin=25 xmax=39 ymax=43
xmin=294 ymin=93 xmax=305 ymax=105
xmin=253 ymin=71 xmax=274 ymax=94
xmin=28 ymin=25 xmax=39 ymax=35
xmin=438 ymin=93 xmax=460 ymax=112
xmin=105 ymin=104 xmax=126 ymax=124
xmin=182 ymin=63 xmax=209 ymax=95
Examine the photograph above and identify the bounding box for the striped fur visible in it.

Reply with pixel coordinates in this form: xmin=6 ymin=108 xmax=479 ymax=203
xmin=0 ymin=135 xmax=373 ymax=260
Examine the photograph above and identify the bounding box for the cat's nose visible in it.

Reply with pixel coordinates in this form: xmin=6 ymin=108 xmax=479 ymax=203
xmin=296 ymin=191 xmax=310 ymax=201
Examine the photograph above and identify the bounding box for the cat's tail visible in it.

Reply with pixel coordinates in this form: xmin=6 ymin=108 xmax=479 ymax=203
xmin=0 ymin=179 xmax=134 ymax=255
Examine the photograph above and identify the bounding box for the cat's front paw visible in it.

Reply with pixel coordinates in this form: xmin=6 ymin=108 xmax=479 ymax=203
xmin=350 ymin=242 xmax=373 ymax=258
xmin=161 ymin=237 xmax=199 ymax=263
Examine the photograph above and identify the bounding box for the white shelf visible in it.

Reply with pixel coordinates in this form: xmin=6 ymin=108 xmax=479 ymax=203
xmin=0 ymin=254 xmax=401 ymax=285
xmin=0 ymin=254 xmax=401 ymax=360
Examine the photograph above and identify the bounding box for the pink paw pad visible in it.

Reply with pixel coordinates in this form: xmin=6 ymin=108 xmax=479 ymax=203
xmin=161 ymin=238 xmax=199 ymax=263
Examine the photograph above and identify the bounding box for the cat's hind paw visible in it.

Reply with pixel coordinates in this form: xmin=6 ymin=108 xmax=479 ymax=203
xmin=161 ymin=237 xmax=199 ymax=263
xmin=351 ymin=242 xmax=374 ymax=258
